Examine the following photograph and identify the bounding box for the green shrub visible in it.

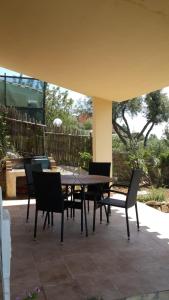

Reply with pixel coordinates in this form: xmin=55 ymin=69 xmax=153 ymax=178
xmin=79 ymin=152 xmax=92 ymax=170
xmin=137 ymin=187 xmax=166 ymax=203
xmin=160 ymin=151 xmax=169 ymax=167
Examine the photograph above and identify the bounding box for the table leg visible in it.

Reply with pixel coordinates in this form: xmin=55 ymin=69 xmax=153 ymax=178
xmin=82 ymin=185 xmax=88 ymax=237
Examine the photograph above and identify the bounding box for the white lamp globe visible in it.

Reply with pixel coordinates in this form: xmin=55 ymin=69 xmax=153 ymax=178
xmin=53 ymin=118 xmax=62 ymax=127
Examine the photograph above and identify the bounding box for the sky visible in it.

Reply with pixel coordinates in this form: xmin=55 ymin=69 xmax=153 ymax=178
xmin=0 ymin=66 xmax=169 ymax=138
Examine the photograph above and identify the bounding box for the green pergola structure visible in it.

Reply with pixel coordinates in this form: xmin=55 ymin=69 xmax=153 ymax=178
xmin=0 ymin=74 xmax=46 ymax=123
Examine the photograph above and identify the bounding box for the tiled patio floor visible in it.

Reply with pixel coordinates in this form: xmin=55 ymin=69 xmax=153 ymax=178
xmin=4 ymin=200 xmax=169 ymax=300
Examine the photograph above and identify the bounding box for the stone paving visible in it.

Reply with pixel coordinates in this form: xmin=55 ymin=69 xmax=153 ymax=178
xmin=3 ymin=200 xmax=169 ymax=300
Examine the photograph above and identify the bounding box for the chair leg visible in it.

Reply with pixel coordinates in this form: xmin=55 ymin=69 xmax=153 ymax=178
xmin=84 ymin=200 xmax=88 ymax=237
xmin=61 ymin=212 xmax=64 ymax=243
xmin=26 ymin=197 xmax=30 ymax=222
xmin=108 ymin=205 xmax=111 ymax=215
xmin=34 ymin=209 xmax=38 ymax=239
xmin=87 ymin=200 xmax=90 ymax=213
xmin=51 ymin=212 xmax=54 ymax=226
xmin=100 ymin=206 xmax=102 ymax=224
xmin=93 ymin=201 xmax=96 ymax=232
xmin=71 ymin=187 xmax=74 ymax=218
xmin=66 ymin=208 xmax=69 ymax=220
xmin=125 ymin=208 xmax=130 ymax=240
xmin=135 ymin=203 xmax=139 ymax=231
xmin=43 ymin=212 xmax=48 ymax=230
xmin=81 ymin=202 xmax=83 ymax=233
xmin=48 ymin=212 xmax=50 ymax=226
xmin=105 ymin=205 xmax=109 ymax=223
xmin=73 ymin=205 xmax=75 ymax=220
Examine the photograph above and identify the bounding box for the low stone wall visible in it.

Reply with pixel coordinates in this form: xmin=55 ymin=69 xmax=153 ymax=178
xmin=146 ymin=201 xmax=169 ymax=213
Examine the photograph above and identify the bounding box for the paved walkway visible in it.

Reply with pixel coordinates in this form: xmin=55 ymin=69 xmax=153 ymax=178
xmin=3 ymin=200 xmax=169 ymax=300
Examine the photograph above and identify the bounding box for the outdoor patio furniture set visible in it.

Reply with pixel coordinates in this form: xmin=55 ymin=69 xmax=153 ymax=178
xmin=24 ymin=158 xmax=142 ymax=242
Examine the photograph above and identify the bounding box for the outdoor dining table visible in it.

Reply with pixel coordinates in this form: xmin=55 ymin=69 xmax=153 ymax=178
xmin=61 ymin=174 xmax=113 ymax=236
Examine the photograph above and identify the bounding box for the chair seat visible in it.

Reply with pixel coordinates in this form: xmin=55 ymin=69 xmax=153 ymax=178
xmin=100 ymin=197 xmax=126 ymax=208
xmin=73 ymin=191 xmax=101 ymax=201
xmin=93 ymin=169 xmax=142 ymax=239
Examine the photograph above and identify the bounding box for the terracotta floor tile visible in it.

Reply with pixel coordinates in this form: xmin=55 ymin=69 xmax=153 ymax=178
xmin=3 ymin=202 xmax=169 ymax=300
xmin=64 ymin=253 xmax=99 ymax=276
xmin=43 ymin=280 xmax=84 ymax=300
xmin=37 ymin=259 xmax=72 ymax=284
xmin=76 ymin=274 xmax=123 ymax=300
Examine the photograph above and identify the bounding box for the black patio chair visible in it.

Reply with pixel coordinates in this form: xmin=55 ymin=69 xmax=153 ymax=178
xmin=93 ymin=168 xmax=142 ymax=239
xmin=73 ymin=162 xmax=111 ymax=200
xmin=32 ymin=171 xmax=83 ymax=242
xmin=87 ymin=162 xmax=111 ymax=196
xmin=73 ymin=162 xmax=111 ymax=229
xmin=24 ymin=163 xmax=43 ymax=222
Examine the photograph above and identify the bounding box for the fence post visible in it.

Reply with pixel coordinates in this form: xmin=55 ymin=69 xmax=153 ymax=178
xmin=43 ymin=126 xmax=46 ymax=155
xmin=42 ymin=82 xmax=47 ymax=125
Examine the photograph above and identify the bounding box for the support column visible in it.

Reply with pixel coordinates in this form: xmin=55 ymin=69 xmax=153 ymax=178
xmin=92 ymin=97 xmax=112 ymax=173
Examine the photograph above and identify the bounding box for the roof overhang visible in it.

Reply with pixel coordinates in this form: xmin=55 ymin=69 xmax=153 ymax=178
xmin=1 ymin=0 xmax=169 ymax=101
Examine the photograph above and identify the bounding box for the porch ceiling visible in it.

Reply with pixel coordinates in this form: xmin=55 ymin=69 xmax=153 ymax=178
xmin=1 ymin=1 xmax=169 ymax=101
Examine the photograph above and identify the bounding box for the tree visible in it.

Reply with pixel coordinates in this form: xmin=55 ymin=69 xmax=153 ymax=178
xmin=45 ymin=85 xmax=78 ymax=127
xmin=73 ymin=97 xmax=93 ymax=130
xmin=74 ymin=97 xmax=92 ymax=118
xmin=112 ymin=90 xmax=169 ymax=150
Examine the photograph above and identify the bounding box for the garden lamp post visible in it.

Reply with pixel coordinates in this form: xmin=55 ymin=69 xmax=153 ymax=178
xmin=53 ymin=118 xmax=62 ymax=127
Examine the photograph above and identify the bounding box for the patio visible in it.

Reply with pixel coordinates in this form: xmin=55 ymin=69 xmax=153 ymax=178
xmin=4 ymin=199 xmax=169 ymax=300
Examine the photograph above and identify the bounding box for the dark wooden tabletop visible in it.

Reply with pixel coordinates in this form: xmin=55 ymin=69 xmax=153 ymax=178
xmin=61 ymin=174 xmax=113 ymax=186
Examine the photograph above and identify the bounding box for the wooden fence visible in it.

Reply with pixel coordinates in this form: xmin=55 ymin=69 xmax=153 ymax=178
xmin=1 ymin=106 xmax=92 ymax=166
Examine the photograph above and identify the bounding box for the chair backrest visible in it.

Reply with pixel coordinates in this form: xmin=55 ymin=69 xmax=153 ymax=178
xmin=32 ymin=172 xmax=64 ymax=212
xmin=89 ymin=162 xmax=111 ymax=176
xmin=88 ymin=162 xmax=111 ymax=192
xmin=126 ymin=169 xmax=142 ymax=208
xmin=24 ymin=163 xmax=42 ymax=186
xmin=31 ymin=157 xmax=50 ymax=170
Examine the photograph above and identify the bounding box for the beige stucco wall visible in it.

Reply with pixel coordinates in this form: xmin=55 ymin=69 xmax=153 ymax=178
xmin=92 ymin=97 xmax=112 ymax=174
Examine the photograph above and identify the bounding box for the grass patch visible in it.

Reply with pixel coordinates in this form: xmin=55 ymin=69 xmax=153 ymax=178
xmin=137 ymin=187 xmax=166 ymax=203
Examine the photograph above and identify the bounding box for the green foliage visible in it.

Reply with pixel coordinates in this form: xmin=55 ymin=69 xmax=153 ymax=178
xmin=45 ymin=86 xmax=93 ymax=131
xmin=145 ymin=90 xmax=169 ymax=124
xmin=159 ymin=150 xmax=169 ymax=167
xmin=0 ymin=111 xmax=11 ymax=160
xmin=137 ymin=187 xmax=166 ymax=203
xmin=163 ymin=125 xmax=169 ymax=146
xmin=112 ymin=126 xmax=169 ymax=185
xmin=74 ymin=97 xmax=92 ymax=118
xmin=127 ymin=144 xmax=148 ymax=173
xmin=82 ymin=118 xmax=92 ymax=130
xmin=112 ymin=127 xmax=169 ymax=186
xmin=79 ymin=152 xmax=92 ymax=170
xmin=45 ymin=86 xmax=78 ymax=127
xmin=112 ymin=89 xmax=169 ymax=150
xmin=112 ymin=134 xmax=126 ymax=151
